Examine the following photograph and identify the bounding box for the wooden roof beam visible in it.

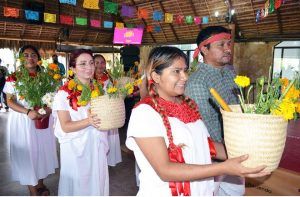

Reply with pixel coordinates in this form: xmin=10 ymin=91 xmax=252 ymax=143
xmin=38 ymin=26 xmax=43 ymax=38
xmin=275 ymin=9 xmax=283 ymax=34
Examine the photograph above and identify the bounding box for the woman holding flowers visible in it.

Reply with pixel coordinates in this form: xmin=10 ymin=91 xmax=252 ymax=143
xmin=126 ymin=46 xmax=270 ymax=196
xmin=52 ymin=49 xmax=109 ymax=195
xmin=3 ymin=45 xmax=58 ymax=195
xmin=94 ymin=54 xmax=122 ymax=167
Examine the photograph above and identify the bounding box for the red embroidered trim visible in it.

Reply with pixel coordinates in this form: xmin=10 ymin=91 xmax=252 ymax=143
xmin=135 ymin=96 xmax=201 ymax=123
xmin=6 ymin=73 xmax=17 ymax=82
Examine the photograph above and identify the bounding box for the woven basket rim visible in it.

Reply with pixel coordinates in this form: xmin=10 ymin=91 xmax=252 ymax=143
xmin=220 ymin=105 xmax=287 ymax=120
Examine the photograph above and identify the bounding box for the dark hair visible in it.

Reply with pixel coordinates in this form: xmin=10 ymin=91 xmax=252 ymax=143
xmin=146 ymin=46 xmax=188 ymax=78
xmin=93 ymin=54 xmax=105 ymax=61
xmin=19 ymin=45 xmax=41 ymax=60
xmin=69 ymin=49 xmax=93 ymax=68
xmin=196 ymin=26 xmax=230 ymax=56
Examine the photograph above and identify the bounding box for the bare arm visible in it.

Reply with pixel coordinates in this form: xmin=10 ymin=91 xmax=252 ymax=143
xmin=135 ymin=137 xmax=270 ymax=182
xmin=57 ymin=110 xmax=101 ymax=133
xmin=6 ymin=94 xmax=41 ymax=120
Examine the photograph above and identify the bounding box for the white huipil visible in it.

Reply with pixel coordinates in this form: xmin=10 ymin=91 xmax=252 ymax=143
xmin=52 ymin=90 xmax=109 ymax=196
xmin=126 ymin=104 xmax=215 ymax=196
xmin=3 ymin=81 xmax=58 ymax=186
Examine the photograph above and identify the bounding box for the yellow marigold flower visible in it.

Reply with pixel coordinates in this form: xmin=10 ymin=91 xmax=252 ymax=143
xmin=37 ymin=60 xmax=43 ymax=66
xmin=284 ymin=85 xmax=300 ymax=100
xmin=125 ymin=82 xmax=133 ymax=90
xmin=68 ymin=69 xmax=74 ymax=77
xmin=280 ymin=78 xmax=289 ymax=87
xmin=296 ymin=102 xmax=300 ymax=113
xmin=127 ymin=87 xmax=134 ymax=95
xmin=77 ymin=100 xmax=88 ymax=106
xmin=53 ymin=74 xmax=61 ymax=80
xmin=49 ymin=63 xmax=58 ymax=71
xmin=271 ymin=99 xmax=296 ymax=120
xmin=107 ymin=87 xmax=117 ymax=94
xmin=234 ymin=76 xmax=250 ymax=88
xmin=77 ymin=85 xmax=83 ymax=91
xmin=134 ymin=78 xmax=142 ymax=86
xmin=68 ymin=79 xmax=76 ymax=90
xmin=91 ymin=90 xmax=100 ymax=98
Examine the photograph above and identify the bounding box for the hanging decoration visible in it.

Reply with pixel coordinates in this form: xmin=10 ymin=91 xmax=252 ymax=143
xmin=126 ymin=23 xmax=135 ymax=28
xmin=194 ymin=16 xmax=201 ymax=25
xmin=76 ymin=17 xmax=87 ymax=25
xmin=121 ymin=5 xmax=135 ymax=18
xmin=136 ymin=24 xmax=145 ymax=29
xmin=138 ymin=8 xmax=148 ymax=19
xmin=165 ymin=13 xmax=173 ymax=23
xmin=59 ymin=0 xmax=76 ymax=6
xmin=185 ymin=16 xmax=193 ymax=24
xmin=269 ymin=0 xmax=275 ymax=13
xmin=175 ymin=15 xmax=184 ymax=24
xmin=264 ymin=0 xmax=269 ymax=17
xmin=255 ymin=9 xmax=261 ymax=23
xmin=60 ymin=15 xmax=73 ymax=25
xmin=104 ymin=1 xmax=118 ymax=15
xmin=4 ymin=7 xmax=19 ymax=18
xmin=154 ymin=25 xmax=161 ymax=33
xmin=146 ymin=25 xmax=153 ymax=32
xmin=44 ymin=13 xmax=56 ymax=23
xmin=103 ymin=21 xmax=113 ymax=28
xmin=202 ymin=16 xmax=209 ymax=24
xmin=275 ymin=0 xmax=282 ymax=9
xmin=90 ymin=19 xmax=100 ymax=28
xmin=25 ymin=10 xmax=39 ymax=21
xmin=116 ymin=22 xmax=124 ymax=28
xmin=83 ymin=0 xmax=99 ymax=9
xmin=153 ymin=11 xmax=163 ymax=21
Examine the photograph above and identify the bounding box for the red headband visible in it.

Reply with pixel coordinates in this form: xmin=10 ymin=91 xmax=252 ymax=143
xmin=193 ymin=32 xmax=231 ymax=59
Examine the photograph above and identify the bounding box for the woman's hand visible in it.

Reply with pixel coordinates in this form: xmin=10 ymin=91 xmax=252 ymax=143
xmin=222 ymin=155 xmax=271 ymax=178
xmin=28 ymin=109 xmax=42 ymax=120
xmin=87 ymin=110 xmax=101 ymax=129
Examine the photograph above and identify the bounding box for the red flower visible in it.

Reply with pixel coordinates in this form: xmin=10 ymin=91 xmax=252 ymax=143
xmin=6 ymin=73 xmax=17 ymax=82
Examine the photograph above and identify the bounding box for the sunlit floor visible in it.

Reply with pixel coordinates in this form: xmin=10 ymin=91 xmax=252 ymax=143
xmin=0 ymin=111 xmax=138 ymax=196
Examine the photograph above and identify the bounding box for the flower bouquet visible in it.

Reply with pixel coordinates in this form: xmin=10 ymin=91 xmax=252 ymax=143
xmin=13 ymin=57 xmax=62 ymax=129
xmin=217 ymin=69 xmax=299 ymax=172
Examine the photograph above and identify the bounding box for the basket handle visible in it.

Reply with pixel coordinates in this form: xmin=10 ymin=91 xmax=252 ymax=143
xmin=209 ymin=88 xmax=232 ymax=112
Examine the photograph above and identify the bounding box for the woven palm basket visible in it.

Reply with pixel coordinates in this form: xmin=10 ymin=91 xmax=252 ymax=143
xmin=221 ymin=105 xmax=288 ymax=172
xmin=117 ymin=77 xmax=135 ymax=87
xmin=91 ymin=95 xmax=125 ymax=130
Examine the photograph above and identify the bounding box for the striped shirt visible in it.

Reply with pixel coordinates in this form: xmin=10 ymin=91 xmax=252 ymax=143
xmin=185 ymin=62 xmax=239 ymax=142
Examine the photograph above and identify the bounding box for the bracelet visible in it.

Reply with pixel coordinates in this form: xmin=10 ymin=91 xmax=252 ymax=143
xmin=26 ymin=109 xmax=31 ymax=115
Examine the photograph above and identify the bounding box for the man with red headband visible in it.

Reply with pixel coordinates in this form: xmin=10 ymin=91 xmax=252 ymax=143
xmin=186 ymin=26 xmax=244 ymax=195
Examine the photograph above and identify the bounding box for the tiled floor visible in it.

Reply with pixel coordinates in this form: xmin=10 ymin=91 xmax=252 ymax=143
xmin=0 ymin=111 xmax=138 ymax=196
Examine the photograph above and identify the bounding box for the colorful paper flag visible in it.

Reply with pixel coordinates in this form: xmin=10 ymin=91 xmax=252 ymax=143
xmin=59 ymin=0 xmax=76 ymax=6
xmin=25 ymin=10 xmax=39 ymax=21
xmin=255 ymin=9 xmax=261 ymax=23
xmin=76 ymin=17 xmax=87 ymax=25
xmin=153 ymin=11 xmax=163 ymax=21
xmin=90 ymin=19 xmax=100 ymax=28
xmin=104 ymin=21 xmax=113 ymax=28
xmin=260 ymin=8 xmax=265 ymax=18
xmin=146 ymin=25 xmax=153 ymax=32
xmin=275 ymin=0 xmax=282 ymax=9
xmin=83 ymin=0 xmax=99 ymax=9
xmin=165 ymin=13 xmax=173 ymax=23
xmin=175 ymin=15 xmax=184 ymax=24
xmin=121 ymin=5 xmax=135 ymax=18
xmin=60 ymin=15 xmax=73 ymax=25
xmin=185 ymin=15 xmax=193 ymax=24
xmin=44 ymin=13 xmax=56 ymax=23
xmin=116 ymin=22 xmax=124 ymax=28
xmin=104 ymin=1 xmax=118 ymax=15
xmin=202 ymin=16 xmax=209 ymax=24
xmin=264 ymin=0 xmax=269 ymax=17
xmin=138 ymin=8 xmax=148 ymax=19
xmin=194 ymin=16 xmax=201 ymax=25
xmin=126 ymin=23 xmax=135 ymax=28
xmin=269 ymin=0 xmax=275 ymax=13
xmin=154 ymin=25 xmax=161 ymax=33
xmin=4 ymin=7 xmax=19 ymax=18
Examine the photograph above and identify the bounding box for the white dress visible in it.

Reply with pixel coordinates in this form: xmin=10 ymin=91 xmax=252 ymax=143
xmin=126 ymin=104 xmax=215 ymax=196
xmin=3 ymin=81 xmax=58 ymax=186
xmin=103 ymin=78 xmax=122 ymax=167
xmin=52 ymin=90 xmax=109 ymax=196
